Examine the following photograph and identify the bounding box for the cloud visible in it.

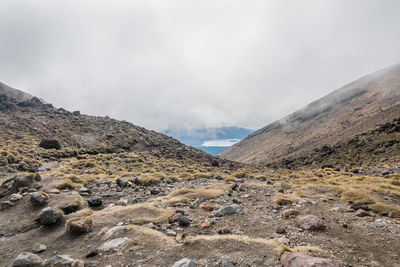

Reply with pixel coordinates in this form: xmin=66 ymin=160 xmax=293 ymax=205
xmin=0 ymin=0 xmax=400 ymax=131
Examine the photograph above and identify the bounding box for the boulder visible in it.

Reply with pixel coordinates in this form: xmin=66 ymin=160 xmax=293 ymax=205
xmin=177 ymin=215 xmax=190 ymax=227
xmin=281 ymin=252 xmax=339 ymax=267
xmin=32 ymin=243 xmax=47 ymax=253
xmin=98 ymin=237 xmax=129 ymax=252
xmin=30 ymin=192 xmax=49 ymax=206
xmin=39 ymin=207 xmax=62 ymax=225
xmin=214 ymin=204 xmax=244 ymax=217
xmin=39 ymin=139 xmax=61 ymax=150
xmin=42 ymin=255 xmax=84 ymax=267
xmin=220 ymin=258 xmax=234 ymax=267
xmin=172 ymin=258 xmax=197 ymax=267
xmin=11 ymin=252 xmax=43 ymax=267
xmin=296 ymin=215 xmax=327 ymax=231
xmin=87 ymin=196 xmax=102 ymax=207
xmin=68 ymin=219 xmax=92 ymax=235
xmin=102 ymin=226 xmax=127 ymax=240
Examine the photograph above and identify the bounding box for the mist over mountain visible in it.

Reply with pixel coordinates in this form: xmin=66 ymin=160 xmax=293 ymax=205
xmin=220 ymin=64 xmax=400 ymax=164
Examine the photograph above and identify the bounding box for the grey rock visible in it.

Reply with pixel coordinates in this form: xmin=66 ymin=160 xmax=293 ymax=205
xmin=214 ymin=204 xmax=244 ymax=217
xmin=281 ymin=252 xmax=339 ymax=267
xmin=39 ymin=207 xmax=61 ymax=225
xmin=87 ymin=196 xmax=102 ymax=207
xmin=220 ymin=258 xmax=234 ymax=267
xmin=86 ymin=245 xmax=98 ymax=258
xmin=32 ymin=243 xmax=47 ymax=253
xmin=11 ymin=252 xmax=43 ymax=267
xmin=276 ymin=226 xmax=286 ymax=234
xmin=30 ymin=192 xmax=48 ymax=206
xmin=172 ymin=258 xmax=197 ymax=267
xmin=177 ymin=215 xmax=190 ymax=227
xmin=98 ymin=237 xmax=129 ymax=252
xmin=42 ymin=255 xmax=84 ymax=267
xmin=102 ymin=226 xmax=127 ymax=240
xmin=34 ymin=173 xmax=41 ymax=181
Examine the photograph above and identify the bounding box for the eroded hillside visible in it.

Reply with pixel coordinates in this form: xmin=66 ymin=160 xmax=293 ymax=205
xmin=220 ymin=64 xmax=400 ymax=165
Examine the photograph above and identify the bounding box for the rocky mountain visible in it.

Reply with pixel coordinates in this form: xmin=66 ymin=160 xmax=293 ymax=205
xmin=0 ymin=83 xmax=233 ymax=172
xmin=220 ymin=64 xmax=400 ymax=165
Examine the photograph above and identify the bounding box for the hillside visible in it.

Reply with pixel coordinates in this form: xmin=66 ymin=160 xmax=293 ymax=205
xmin=220 ymin=64 xmax=400 ymax=165
xmin=0 ymin=83 xmax=234 ymax=172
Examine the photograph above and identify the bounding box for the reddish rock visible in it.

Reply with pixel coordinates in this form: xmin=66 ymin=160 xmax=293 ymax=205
xmin=68 ymin=219 xmax=92 ymax=235
xmin=281 ymin=252 xmax=339 ymax=267
xmin=296 ymin=215 xmax=327 ymax=231
xmin=202 ymin=205 xmax=214 ymax=211
xmin=201 ymin=220 xmax=211 ymax=228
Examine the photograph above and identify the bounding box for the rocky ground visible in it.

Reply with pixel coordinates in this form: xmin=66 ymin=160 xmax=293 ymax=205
xmin=1 ymin=158 xmax=399 ymax=267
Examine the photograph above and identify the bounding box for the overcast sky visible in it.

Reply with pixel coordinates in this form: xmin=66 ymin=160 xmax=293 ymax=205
xmin=1 ymin=0 xmax=400 ymax=131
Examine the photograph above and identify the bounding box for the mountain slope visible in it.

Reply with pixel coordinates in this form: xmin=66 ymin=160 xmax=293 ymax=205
xmin=220 ymin=64 xmax=400 ymax=164
xmin=0 ymin=83 xmax=233 ymax=171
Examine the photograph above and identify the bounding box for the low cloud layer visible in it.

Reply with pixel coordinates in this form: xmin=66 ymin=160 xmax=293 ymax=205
xmin=1 ymin=0 xmax=400 ymax=131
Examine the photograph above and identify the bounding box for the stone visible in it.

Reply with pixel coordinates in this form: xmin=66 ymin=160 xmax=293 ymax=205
xmin=79 ymin=187 xmax=91 ymax=196
xmin=296 ymin=215 xmax=327 ymax=231
xmin=68 ymin=219 xmax=92 ymax=235
xmin=39 ymin=139 xmax=61 ymax=150
xmin=218 ymin=228 xmax=232 ymax=234
xmin=220 ymin=259 xmax=234 ymax=267
xmin=172 ymin=258 xmax=197 ymax=267
xmin=116 ymin=199 xmax=128 ymax=206
xmin=32 ymin=243 xmax=47 ymax=253
xmin=355 ymin=209 xmax=371 ymax=217
xmin=39 ymin=207 xmax=61 ymax=225
xmin=42 ymin=255 xmax=84 ymax=267
xmin=1 ymin=200 xmax=13 ymax=210
xmin=201 ymin=220 xmax=211 ymax=228
xmin=214 ymin=204 xmax=244 ymax=217
xmin=177 ymin=215 xmax=190 ymax=227
xmin=34 ymin=173 xmax=41 ymax=181
xmin=98 ymin=237 xmax=129 ymax=252
xmin=350 ymin=202 xmax=370 ymax=211
xmin=276 ymin=226 xmax=286 ymax=234
xmin=86 ymin=245 xmax=98 ymax=258
xmin=49 ymin=188 xmax=60 ymax=194
xmin=10 ymin=193 xmax=23 ymax=202
xmin=11 ymin=252 xmax=43 ymax=267
xmin=102 ymin=226 xmax=127 ymax=240
xmin=281 ymin=252 xmax=339 ymax=267
xmin=30 ymin=192 xmax=49 ymax=206
xmin=202 ymin=205 xmax=214 ymax=211
xmin=87 ymin=196 xmax=103 ymax=207
xmin=297 ymin=198 xmax=310 ymax=205
xmin=37 ymin=167 xmax=50 ymax=172
xmin=282 ymin=209 xmax=299 ymax=218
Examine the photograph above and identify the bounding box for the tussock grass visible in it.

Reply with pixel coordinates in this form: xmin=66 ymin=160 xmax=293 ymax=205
xmin=273 ymin=193 xmax=300 ymax=205
xmin=89 ymin=204 xmax=174 ymax=225
xmin=369 ymin=202 xmax=400 ymax=217
xmin=163 ymin=183 xmax=229 ymax=206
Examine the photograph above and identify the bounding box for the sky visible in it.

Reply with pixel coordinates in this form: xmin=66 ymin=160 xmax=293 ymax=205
xmin=1 ymin=0 xmax=400 ymax=131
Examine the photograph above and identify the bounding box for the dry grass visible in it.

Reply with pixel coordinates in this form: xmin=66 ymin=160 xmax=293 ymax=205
xmin=138 ymin=173 xmax=161 ymax=185
xmin=163 ymin=183 xmax=229 ymax=206
xmin=273 ymin=193 xmax=300 ymax=205
xmin=89 ymin=204 xmax=174 ymax=226
xmin=369 ymin=202 xmax=400 ymax=217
